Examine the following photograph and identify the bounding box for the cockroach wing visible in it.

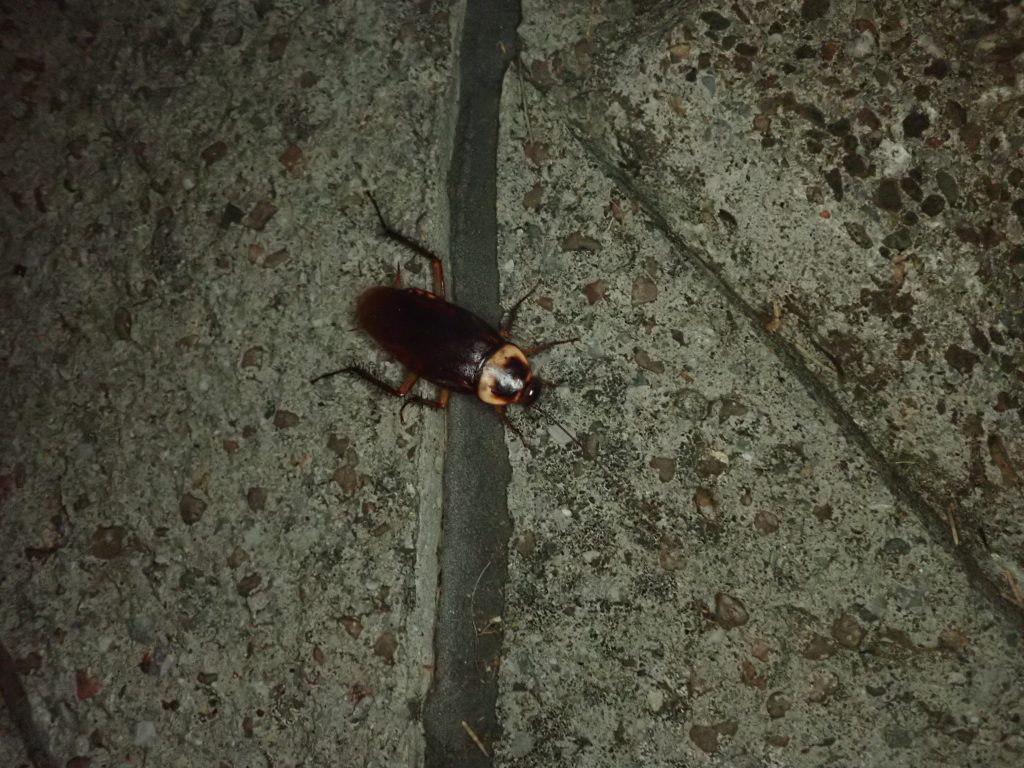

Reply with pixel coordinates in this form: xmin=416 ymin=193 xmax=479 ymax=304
xmin=355 ymin=287 xmax=503 ymax=393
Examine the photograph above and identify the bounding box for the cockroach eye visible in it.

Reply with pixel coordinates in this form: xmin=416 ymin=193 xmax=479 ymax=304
xmin=520 ymin=378 xmax=542 ymax=406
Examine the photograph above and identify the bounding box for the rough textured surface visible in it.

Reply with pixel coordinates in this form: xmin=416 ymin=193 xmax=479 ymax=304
xmin=3 ymin=0 xmax=1023 ymax=766
xmin=516 ymin=0 xmax=1024 ymax=612
xmin=495 ymin=0 xmax=1024 ymax=765
xmin=1 ymin=1 xmax=449 ymax=765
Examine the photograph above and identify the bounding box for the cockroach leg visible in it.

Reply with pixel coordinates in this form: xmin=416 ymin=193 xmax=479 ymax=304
xmin=366 ymin=192 xmax=445 ymax=297
xmin=400 ymin=385 xmax=449 ymax=423
xmin=310 ymin=366 xmax=350 ymax=385
xmin=521 ymin=337 xmax=580 ymax=356
xmin=500 ymin=281 xmax=542 ymax=337
xmin=311 ymin=364 xmax=404 ymax=390
xmin=396 ymin=370 xmax=419 ymax=396
xmin=312 ymin=365 xmax=447 ymax=414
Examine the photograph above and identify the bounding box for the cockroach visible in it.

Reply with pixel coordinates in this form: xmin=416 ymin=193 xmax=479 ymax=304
xmin=312 ymin=194 xmax=578 ymax=445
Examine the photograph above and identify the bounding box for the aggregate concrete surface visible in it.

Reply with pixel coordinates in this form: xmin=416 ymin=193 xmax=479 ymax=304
xmin=495 ymin=0 xmax=1024 ymax=765
xmin=1 ymin=1 xmax=450 ymax=765
xmin=2 ymin=1 xmax=1023 ymax=767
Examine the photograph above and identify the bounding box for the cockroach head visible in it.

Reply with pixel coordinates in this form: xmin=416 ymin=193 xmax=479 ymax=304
xmin=478 ymin=344 xmax=540 ymax=407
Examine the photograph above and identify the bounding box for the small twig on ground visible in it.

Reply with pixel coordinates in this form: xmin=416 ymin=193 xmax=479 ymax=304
xmin=462 ymin=719 xmax=491 ymax=757
xmin=945 ymin=504 xmax=960 ymax=547
xmin=1004 ymin=569 xmax=1023 ymax=609
xmin=0 ymin=636 xmax=60 ymax=768
xmin=515 ymin=57 xmax=534 ymax=144
xmin=468 ymin=560 xmax=494 ymax=637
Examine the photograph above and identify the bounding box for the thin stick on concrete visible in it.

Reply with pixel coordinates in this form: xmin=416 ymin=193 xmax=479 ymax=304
xmin=0 ymin=636 xmax=60 ymax=768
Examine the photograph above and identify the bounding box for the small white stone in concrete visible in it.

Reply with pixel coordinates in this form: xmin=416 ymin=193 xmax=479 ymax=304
xmin=847 ymin=31 xmax=875 ymax=59
xmin=647 ymin=688 xmax=665 ymax=713
xmin=509 ymin=732 xmax=534 ymax=758
xmin=878 ymin=138 xmax=912 ymax=175
xmin=134 ymin=720 xmax=156 ymax=746
xmin=705 ymin=627 xmax=727 ymax=645
xmin=917 ymin=34 xmax=944 ymax=58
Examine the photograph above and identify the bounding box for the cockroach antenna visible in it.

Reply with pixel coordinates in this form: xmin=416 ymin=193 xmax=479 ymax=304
xmin=526 ymin=400 xmax=590 ymax=458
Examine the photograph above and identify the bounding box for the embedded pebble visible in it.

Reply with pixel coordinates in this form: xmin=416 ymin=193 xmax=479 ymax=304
xmin=936 ymin=170 xmax=959 ymax=205
xmin=201 ymin=141 xmax=227 ymax=165
xmin=876 ymin=178 xmax=902 ymax=211
xmin=754 ymin=511 xmax=779 ymax=534
xmin=91 ymin=525 xmax=126 ymax=559
xmin=766 ymin=691 xmax=790 ymax=719
xmin=803 ymin=634 xmax=836 ymax=660
xmin=831 ymin=613 xmax=865 ymax=649
xmin=179 ymin=494 xmax=206 ymax=525
xmin=374 ymin=631 xmax=398 ymax=664
xmin=241 ymin=346 xmax=265 ymax=368
xmin=515 ymin=530 xmax=536 ymax=558
xmin=351 ymin=695 xmax=374 ymax=722
xmin=631 ymin=275 xmax=658 ymax=304
xmin=847 ymin=31 xmax=875 ymax=59
xmin=634 ymin=348 xmax=665 ymax=373
xmin=902 ymin=111 xmax=930 ymax=139
xmin=647 ymin=688 xmax=665 ymax=712
xmin=714 ymin=592 xmax=749 ymax=629
xmin=560 ymin=231 xmax=602 ymax=252
xmin=113 ymin=307 xmax=132 ymax=340
xmin=649 ymin=456 xmax=676 ymax=482
xmin=509 ymin=732 xmax=534 ymax=757
xmin=273 ymin=410 xmax=300 ymax=429
xmin=583 ymin=279 xmax=608 ymax=304
xmin=244 ymin=200 xmax=278 ymax=231
xmin=236 ymin=573 xmax=262 ymax=597
xmin=134 ymin=720 xmax=156 ymax=746
xmin=246 ymin=487 xmax=267 ymax=511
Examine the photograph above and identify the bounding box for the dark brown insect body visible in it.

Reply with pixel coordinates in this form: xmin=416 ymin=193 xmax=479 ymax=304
xmin=312 ymin=195 xmax=573 ymax=434
xmin=355 ymin=286 xmax=540 ymax=406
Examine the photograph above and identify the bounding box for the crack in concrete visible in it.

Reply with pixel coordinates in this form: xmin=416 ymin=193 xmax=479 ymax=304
xmin=571 ymin=123 xmax=1024 ymax=631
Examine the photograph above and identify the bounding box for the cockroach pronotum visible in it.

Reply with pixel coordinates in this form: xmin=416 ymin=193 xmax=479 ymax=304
xmin=311 ymin=194 xmax=579 ymax=445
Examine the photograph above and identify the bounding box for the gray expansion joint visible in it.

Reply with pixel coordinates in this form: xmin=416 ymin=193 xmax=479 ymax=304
xmin=422 ymin=2 xmax=522 ymax=767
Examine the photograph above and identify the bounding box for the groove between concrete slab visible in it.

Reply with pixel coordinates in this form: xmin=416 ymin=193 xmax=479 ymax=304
xmin=423 ymin=2 xmax=521 ymax=766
